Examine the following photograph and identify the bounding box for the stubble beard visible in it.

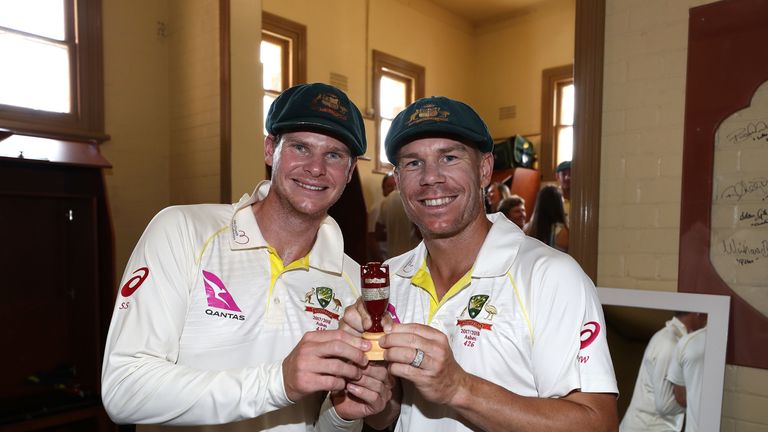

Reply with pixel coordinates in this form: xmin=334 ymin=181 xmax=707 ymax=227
xmin=411 ymin=194 xmax=485 ymax=241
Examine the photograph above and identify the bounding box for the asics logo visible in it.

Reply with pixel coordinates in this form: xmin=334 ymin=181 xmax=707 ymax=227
xmin=580 ymin=321 xmax=601 ymax=349
xmin=121 ymin=267 xmax=149 ymax=297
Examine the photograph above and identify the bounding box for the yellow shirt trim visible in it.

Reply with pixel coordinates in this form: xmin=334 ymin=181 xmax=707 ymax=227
xmin=410 ymin=259 xmax=473 ymax=323
xmin=197 ymin=225 xmax=229 ymax=265
xmin=507 ymin=273 xmax=533 ymax=343
xmin=342 ymin=271 xmax=361 ymax=298
xmin=267 ymin=246 xmax=310 ymax=311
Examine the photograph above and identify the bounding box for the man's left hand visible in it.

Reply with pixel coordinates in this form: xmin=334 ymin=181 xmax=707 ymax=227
xmin=379 ymin=322 xmax=468 ymax=406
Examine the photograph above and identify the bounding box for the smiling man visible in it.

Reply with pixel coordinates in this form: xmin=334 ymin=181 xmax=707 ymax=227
xmin=341 ymin=96 xmax=619 ymax=432
xmin=101 ymin=83 xmax=391 ymax=432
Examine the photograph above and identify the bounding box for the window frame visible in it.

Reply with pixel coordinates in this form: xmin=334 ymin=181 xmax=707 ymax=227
xmin=540 ymin=64 xmax=573 ymax=181
xmin=261 ymin=11 xmax=306 ymax=92
xmin=554 ymin=79 xmax=574 ymax=166
xmin=0 ymin=0 xmax=106 ymax=143
xmin=260 ymin=11 xmax=306 ymax=179
xmin=372 ymin=50 xmax=424 ymax=173
xmin=261 ymin=32 xmax=291 ymax=103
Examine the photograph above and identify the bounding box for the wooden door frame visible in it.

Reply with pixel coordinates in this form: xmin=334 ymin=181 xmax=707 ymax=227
xmin=571 ymin=0 xmax=605 ymax=281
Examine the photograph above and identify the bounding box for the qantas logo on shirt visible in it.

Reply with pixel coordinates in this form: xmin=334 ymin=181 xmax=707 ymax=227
xmin=203 ymin=270 xmax=245 ymax=321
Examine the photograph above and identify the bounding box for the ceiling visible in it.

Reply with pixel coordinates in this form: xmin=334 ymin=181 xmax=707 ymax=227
xmin=429 ymin=0 xmax=550 ymax=25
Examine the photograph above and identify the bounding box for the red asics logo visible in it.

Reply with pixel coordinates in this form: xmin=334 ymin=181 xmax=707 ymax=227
xmin=580 ymin=321 xmax=600 ymax=349
xmin=121 ymin=267 xmax=149 ymax=297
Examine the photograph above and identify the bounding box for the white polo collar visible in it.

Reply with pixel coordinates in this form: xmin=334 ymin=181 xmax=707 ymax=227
xmin=393 ymin=212 xmax=525 ymax=279
xmin=668 ymin=316 xmax=689 ymax=338
xmin=227 ymin=180 xmax=346 ymax=275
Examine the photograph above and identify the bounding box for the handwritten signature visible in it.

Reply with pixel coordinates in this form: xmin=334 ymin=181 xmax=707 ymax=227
xmin=721 ymin=238 xmax=768 ymax=258
xmin=230 ymin=220 xmax=250 ymax=245
xmin=739 ymin=207 xmax=768 ymax=227
xmin=720 ymin=177 xmax=768 ymax=201
xmin=727 ymin=121 xmax=768 ymax=144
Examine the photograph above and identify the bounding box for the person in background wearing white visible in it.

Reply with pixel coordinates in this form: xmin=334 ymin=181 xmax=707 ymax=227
xmin=667 ymin=317 xmax=708 ymax=432
xmin=367 ymin=172 xmax=396 ymax=261
xmin=620 ymin=311 xmax=707 ymax=432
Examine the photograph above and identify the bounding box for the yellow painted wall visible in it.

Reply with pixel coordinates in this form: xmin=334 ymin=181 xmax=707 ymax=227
xmin=368 ymin=0 xmax=474 ymax=102
xmin=362 ymin=0 xmax=475 ymax=205
xmin=230 ymin=0 xmax=264 ymax=199
xmin=600 ymin=0 xmax=768 ymax=429
xmin=103 ymin=0 xmax=263 ymax=277
xmin=102 ymin=0 xmax=171 ymax=276
xmin=168 ymin=0 xmax=221 ymax=205
xmin=472 ymin=0 xmax=575 ymax=140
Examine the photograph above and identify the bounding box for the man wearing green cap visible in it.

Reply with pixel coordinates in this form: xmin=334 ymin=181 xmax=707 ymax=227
xmin=341 ymin=96 xmax=618 ymax=431
xmin=102 ymin=83 xmax=391 ymax=432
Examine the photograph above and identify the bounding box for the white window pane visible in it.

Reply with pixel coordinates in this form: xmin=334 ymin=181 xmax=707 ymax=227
xmin=0 ymin=0 xmax=66 ymax=40
xmin=560 ymin=83 xmax=575 ymax=126
xmin=379 ymin=118 xmax=392 ymax=164
xmin=0 ymin=32 xmax=70 ymax=112
xmin=557 ymin=126 xmax=573 ymax=165
xmin=379 ymin=76 xmax=407 ymax=119
xmin=263 ymin=94 xmax=276 ymax=136
xmin=261 ymin=40 xmax=282 ymax=92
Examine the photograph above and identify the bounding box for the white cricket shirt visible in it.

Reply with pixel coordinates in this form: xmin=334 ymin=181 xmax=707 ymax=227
xmin=385 ymin=213 xmax=618 ymax=432
xmin=667 ymin=327 xmax=707 ymax=432
xmin=620 ymin=317 xmax=686 ymax=432
xmin=101 ymin=181 xmax=361 ymax=432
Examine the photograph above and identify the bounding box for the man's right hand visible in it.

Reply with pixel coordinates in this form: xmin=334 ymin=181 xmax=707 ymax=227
xmin=282 ymin=329 xmax=370 ymax=402
xmin=339 ymin=297 xmax=394 ymax=336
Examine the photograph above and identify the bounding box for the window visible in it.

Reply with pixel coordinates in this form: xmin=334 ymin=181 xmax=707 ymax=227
xmin=261 ymin=12 xmax=306 ymax=135
xmin=540 ymin=65 xmax=574 ymax=181
xmin=555 ymin=81 xmax=575 ymax=166
xmin=0 ymin=0 xmax=105 ymax=142
xmin=373 ymin=50 xmax=424 ymax=172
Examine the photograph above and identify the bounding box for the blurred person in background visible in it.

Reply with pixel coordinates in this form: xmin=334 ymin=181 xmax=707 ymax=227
xmin=498 ymin=194 xmax=526 ymax=229
xmin=525 ymin=185 xmax=569 ymax=252
xmin=485 ymin=181 xmax=511 ymax=213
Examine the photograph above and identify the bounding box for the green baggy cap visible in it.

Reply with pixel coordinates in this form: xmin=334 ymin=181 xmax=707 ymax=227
xmin=385 ymin=96 xmax=493 ymax=165
xmin=266 ymin=83 xmax=367 ymax=156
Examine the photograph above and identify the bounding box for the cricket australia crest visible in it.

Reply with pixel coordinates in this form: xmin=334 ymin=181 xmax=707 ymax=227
xmin=303 ymin=286 xmax=342 ymax=330
xmin=311 ymin=93 xmax=348 ymax=120
xmin=456 ymin=294 xmax=495 ymax=348
xmin=467 ymin=294 xmax=489 ymax=319
xmin=315 ymin=286 xmax=333 ymax=308
xmin=407 ymin=103 xmax=450 ymax=125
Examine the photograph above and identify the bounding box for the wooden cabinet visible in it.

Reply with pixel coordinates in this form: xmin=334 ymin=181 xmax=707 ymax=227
xmin=0 ymin=158 xmax=115 ymax=432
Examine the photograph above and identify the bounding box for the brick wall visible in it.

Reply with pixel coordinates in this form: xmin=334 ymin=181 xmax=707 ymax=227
xmin=601 ymin=1 xmax=768 ymax=430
